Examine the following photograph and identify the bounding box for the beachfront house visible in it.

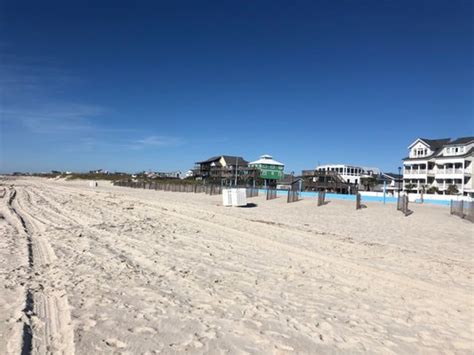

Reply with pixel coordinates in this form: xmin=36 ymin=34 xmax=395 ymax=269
xmin=402 ymin=137 xmax=474 ymax=196
xmin=248 ymin=155 xmax=285 ymax=187
xmin=302 ymin=164 xmax=380 ymax=193
xmin=194 ymin=155 xmax=258 ymax=185
xmin=314 ymin=164 xmax=380 ymax=185
xmin=376 ymin=172 xmax=403 ymax=194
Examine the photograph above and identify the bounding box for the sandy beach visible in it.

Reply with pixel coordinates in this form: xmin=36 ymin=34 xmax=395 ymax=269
xmin=0 ymin=177 xmax=472 ymax=354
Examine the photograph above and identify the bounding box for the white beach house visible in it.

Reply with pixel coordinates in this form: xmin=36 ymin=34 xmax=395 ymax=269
xmin=314 ymin=164 xmax=380 ymax=185
xmin=402 ymin=137 xmax=474 ymax=196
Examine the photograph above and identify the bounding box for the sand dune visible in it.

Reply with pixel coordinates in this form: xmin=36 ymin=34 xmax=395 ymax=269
xmin=0 ymin=177 xmax=472 ymax=354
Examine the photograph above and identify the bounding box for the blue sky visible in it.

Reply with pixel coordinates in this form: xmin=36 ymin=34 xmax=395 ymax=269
xmin=1 ymin=0 xmax=472 ymax=174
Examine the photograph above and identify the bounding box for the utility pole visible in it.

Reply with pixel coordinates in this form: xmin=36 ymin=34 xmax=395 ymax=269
xmin=234 ymin=157 xmax=239 ymax=187
xmin=398 ymin=166 xmax=402 ymax=197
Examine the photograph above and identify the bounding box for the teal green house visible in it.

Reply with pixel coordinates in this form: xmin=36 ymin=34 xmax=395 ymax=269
xmin=249 ymin=155 xmax=285 ymax=181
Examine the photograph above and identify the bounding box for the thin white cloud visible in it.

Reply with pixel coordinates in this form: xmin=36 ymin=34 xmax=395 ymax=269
xmin=1 ymin=103 xmax=104 ymax=133
xmin=136 ymin=135 xmax=184 ymax=147
xmin=65 ymin=135 xmax=185 ymax=153
xmin=129 ymin=135 xmax=184 ymax=150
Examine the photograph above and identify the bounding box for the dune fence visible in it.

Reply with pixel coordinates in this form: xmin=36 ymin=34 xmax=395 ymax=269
xmin=266 ymin=188 xmax=277 ymax=200
xmin=287 ymin=189 xmax=300 ymax=203
xmin=317 ymin=191 xmax=326 ymax=206
xmin=113 ymin=181 xmax=223 ymax=195
xmin=450 ymin=200 xmax=474 ymax=222
xmin=246 ymin=187 xmax=259 ymax=198
xmin=397 ymin=195 xmax=411 ymax=216
xmin=356 ymin=193 xmax=362 ymax=210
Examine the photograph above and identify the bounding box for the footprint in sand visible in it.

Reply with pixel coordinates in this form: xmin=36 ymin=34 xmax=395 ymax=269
xmin=104 ymin=338 xmax=127 ymax=349
xmin=129 ymin=326 xmax=157 ymax=334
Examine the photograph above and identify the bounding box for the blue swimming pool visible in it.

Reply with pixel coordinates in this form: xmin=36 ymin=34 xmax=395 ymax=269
xmin=257 ymin=189 xmax=451 ymax=206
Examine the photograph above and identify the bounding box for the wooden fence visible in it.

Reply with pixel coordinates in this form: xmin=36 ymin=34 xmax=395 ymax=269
xmin=317 ymin=191 xmax=326 ymax=206
xmin=266 ymin=188 xmax=277 ymax=200
xmin=287 ymin=189 xmax=300 ymax=203
xmin=397 ymin=195 xmax=411 ymax=216
xmin=246 ymin=187 xmax=259 ymax=198
xmin=114 ymin=181 xmax=222 ymax=195
xmin=356 ymin=193 xmax=362 ymax=210
xmin=450 ymin=200 xmax=474 ymax=222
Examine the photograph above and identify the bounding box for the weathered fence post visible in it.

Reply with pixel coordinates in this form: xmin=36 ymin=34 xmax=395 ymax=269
xmin=356 ymin=193 xmax=361 ymax=210
xmin=266 ymin=188 xmax=277 ymax=200
xmin=287 ymin=189 xmax=299 ymax=203
xmin=317 ymin=191 xmax=325 ymax=206
xmin=397 ymin=195 xmax=410 ymax=216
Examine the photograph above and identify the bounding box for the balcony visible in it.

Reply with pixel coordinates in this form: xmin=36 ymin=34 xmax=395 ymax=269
xmin=437 ymin=183 xmax=464 ymax=191
xmin=403 ymin=169 xmax=427 ymax=175
xmin=436 ymin=168 xmax=465 ymax=176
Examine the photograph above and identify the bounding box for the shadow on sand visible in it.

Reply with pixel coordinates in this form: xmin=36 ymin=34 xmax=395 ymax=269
xmin=241 ymin=203 xmax=258 ymax=208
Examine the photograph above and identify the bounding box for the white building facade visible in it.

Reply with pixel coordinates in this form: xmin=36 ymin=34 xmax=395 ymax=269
xmin=315 ymin=164 xmax=380 ymax=185
xmin=403 ymin=137 xmax=474 ymax=196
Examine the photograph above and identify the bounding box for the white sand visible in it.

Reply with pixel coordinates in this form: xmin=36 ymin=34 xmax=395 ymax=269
xmin=0 ymin=177 xmax=473 ymax=354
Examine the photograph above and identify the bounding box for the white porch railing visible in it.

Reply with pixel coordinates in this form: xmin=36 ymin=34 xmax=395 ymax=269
xmin=404 ymin=169 xmax=427 ymax=174
xmin=437 ymin=168 xmax=464 ymax=175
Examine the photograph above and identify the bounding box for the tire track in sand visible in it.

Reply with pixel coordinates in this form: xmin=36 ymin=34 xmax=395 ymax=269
xmin=7 ymin=186 xmax=75 ymax=355
xmin=30 ymin=182 xmax=472 ymax=305
xmin=7 ymin=187 xmax=34 ymax=355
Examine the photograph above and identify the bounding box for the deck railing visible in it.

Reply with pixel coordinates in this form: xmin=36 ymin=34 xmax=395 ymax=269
xmin=404 ymin=169 xmax=427 ymax=174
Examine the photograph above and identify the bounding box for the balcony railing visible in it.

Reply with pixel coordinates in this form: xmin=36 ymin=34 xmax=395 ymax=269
xmin=405 ymin=168 xmax=467 ymax=175
xmin=436 ymin=168 xmax=464 ymax=175
xmin=404 ymin=169 xmax=427 ymax=174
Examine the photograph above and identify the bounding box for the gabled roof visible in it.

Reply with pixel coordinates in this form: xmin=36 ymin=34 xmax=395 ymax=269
xmin=435 ymin=146 xmax=474 ymax=159
xmin=195 ymin=155 xmax=248 ymax=166
xmin=222 ymin=155 xmax=248 ymax=166
xmin=411 ymin=138 xmax=451 ymax=150
xmin=422 ymin=138 xmax=451 ymax=149
xmin=196 ymin=156 xmax=221 ymax=164
xmin=405 ymin=137 xmax=451 ymax=161
xmin=445 ymin=136 xmax=474 ymax=146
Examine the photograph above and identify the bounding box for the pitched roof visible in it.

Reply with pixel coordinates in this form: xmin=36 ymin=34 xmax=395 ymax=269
xmin=435 ymin=146 xmax=474 ymax=159
xmin=404 ymin=136 xmax=474 ymax=161
xmin=445 ymin=136 xmax=474 ymax=146
xmin=249 ymin=154 xmax=284 ymax=166
xmin=382 ymin=172 xmax=402 ymax=180
xmin=195 ymin=156 xmax=221 ymax=164
xmin=419 ymin=138 xmax=451 ymax=150
xmin=195 ymin=155 xmax=248 ymax=166
xmin=222 ymin=155 xmax=248 ymax=166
